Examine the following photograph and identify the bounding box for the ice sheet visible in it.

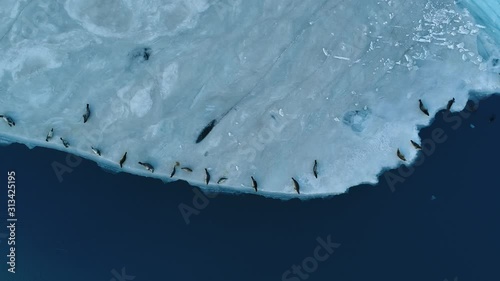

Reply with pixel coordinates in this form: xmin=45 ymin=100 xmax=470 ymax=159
xmin=0 ymin=0 xmax=499 ymax=198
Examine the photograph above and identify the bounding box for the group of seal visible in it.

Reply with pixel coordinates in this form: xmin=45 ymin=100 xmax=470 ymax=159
xmin=397 ymin=97 xmax=458 ymax=161
xmin=45 ymin=127 xmax=71 ymax=148
xmin=294 ymin=160 xmax=319 ymax=194
xmin=43 ymin=104 xmax=100 ymax=156
xmin=164 ymin=160 xmax=314 ymax=195
xmin=246 ymin=160 xmax=317 ymax=194
xmin=113 ymin=95 xmax=494 ymax=194
xmin=286 ymin=160 xmax=318 ymax=194
xmin=169 ymin=162 xmax=195 ymax=178
xmin=0 ymin=98 xmax=427 ymax=196
xmin=12 ymin=97 xmax=482 ymax=196
xmin=419 ymin=97 xmax=456 ymax=116
xmin=168 ymin=163 xmax=226 ymax=187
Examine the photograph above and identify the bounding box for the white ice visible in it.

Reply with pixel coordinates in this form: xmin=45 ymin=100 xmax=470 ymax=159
xmin=0 ymin=0 xmax=499 ymax=198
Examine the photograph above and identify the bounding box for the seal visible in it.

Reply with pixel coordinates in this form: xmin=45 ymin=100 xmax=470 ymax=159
xmin=0 ymin=115 xmax=15 ymax=127
xmin=83 ymin=104 xmax=90 ymax=123
xmin=446 ymin=98 xmax=455 ymax=111
xmin=60 ymin=137 xmax=69 ymax=148
xmin=410 ymin=140 xmax=422 ymax=150
xmin=196 ymin=119 xmax=217 ymax=143
xmin=91 ymin=146 xmax=101 ymax=156
xmin=46 ymin=128 xmax=54 ymax=142
xmin=419 ymin=99 xmax=429 ymax=116
xmin=217 ymin=177 xmax=228 ymax=184
xmin=251 ymin=176 xmax=258 ymax=192
xmin=292 ymin=177 xmax=300 ymax=194
xmin=138 ymin=162 xmax=154 ymax=173
xmin=119 ymin=152 xmax=127 ymax=168
xmin=397 ymin=149 xmax=406 ymax=161
xmin=204 ymin=168 xmax=211 ymax=185
xmin=181 ymin=167 xmax=193 ymax=172
xmin=170 ymin=162 xmax=180 ymax=177
xmin=313 ymin=160 xmax=318 ymax=178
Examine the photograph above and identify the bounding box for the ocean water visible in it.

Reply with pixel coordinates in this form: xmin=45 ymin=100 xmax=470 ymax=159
xmin=0 ymin=95 xmax=499 ymax=281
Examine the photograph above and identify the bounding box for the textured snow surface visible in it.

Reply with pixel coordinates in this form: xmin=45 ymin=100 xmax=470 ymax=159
xmin=0 ymin=0 xmax=499 ymax=198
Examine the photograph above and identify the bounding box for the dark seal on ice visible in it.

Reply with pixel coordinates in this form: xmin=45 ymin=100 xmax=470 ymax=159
xmin=131 ymin=47 xmax=152 ymax=62
xmin=419 ymin=99 xmax=429 ymax=116
xmin=91 ymin=146 xmax=101 ymax=156
xmin=217 ymin=177 xmax=227 ymax=184
xmin=119 ymin=152 xmax=127 ymax=168
xmin=83 ymin=104 xmax=90 ymax=123
xmin=138 ymin=162 xmax=154 ymax=173
xmin=446 ymin=98 xmax=455 ymax=111
xmin=0 ymin=115 xmax=15 ymax=127
xmin=397 ymin=149 xmax=406 ymax=161
xmin=60 ymin=137 xmax=69 ymax=148
xmin=251 ymin=176 xmax=258 ymax=192
xmin=196 ymin=119 xmax=217 ymax=143
xmin=292 ymin=177 xmax=300 ymax=194
xmin=46 ymin=128 xmax=54 ymax=142
xmin=181 ymin=167 xmax=193 ymax=172
xmin=171 ymin=162 xmax=182 ymax=177
xmin=204 ymin=168 xmax=211 ymax=185
xmin=410 ymin=140 xmax=422 ymax=150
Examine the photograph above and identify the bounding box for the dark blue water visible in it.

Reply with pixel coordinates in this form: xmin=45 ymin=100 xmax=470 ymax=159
xmin=1 ymin=96 xmax=499 ymax=281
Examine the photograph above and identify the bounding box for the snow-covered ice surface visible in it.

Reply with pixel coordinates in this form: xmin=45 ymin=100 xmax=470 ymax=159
xmin=0 ymin=0 xmax=499 ymax=198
